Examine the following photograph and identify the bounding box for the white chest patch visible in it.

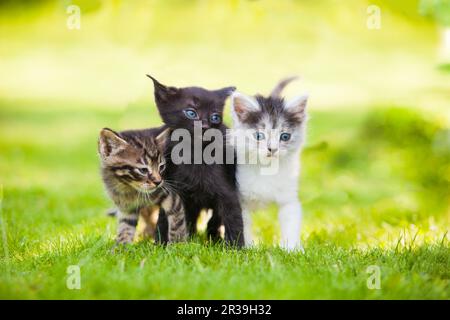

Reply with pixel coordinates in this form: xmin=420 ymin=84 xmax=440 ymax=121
xmin=237 ymin=154 xmax=300 ymax=209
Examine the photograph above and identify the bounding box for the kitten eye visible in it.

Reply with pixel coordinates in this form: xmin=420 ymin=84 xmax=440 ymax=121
xmin=210 ymin=113 xmax=222 ymax=124
xmin=135 ymin=168 xmax=148 ymax=175
xmin=159 ymin=162 xmax=166 ymax=171
xmin=280 ymin=133 xmax=291 ymax=141
xmin=183 ymin=109 xmax=198 ymax=120
xmin=254 ymin=132 xmax=265 ymax=141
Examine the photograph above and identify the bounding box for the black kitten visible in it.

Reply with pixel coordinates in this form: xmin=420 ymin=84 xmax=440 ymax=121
xmin=147 ymin=75 xmax=244 ymax=247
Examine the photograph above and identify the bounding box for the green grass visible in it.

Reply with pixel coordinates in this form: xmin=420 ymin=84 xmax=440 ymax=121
xmin=2 ymin=240 xmax=449 ymax=299
xmin=0 ymin=0 xmax=449 ymax=299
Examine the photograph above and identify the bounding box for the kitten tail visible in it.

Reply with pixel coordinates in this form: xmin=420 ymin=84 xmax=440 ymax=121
xmin=270 ymin=76 xmax=299 ymax=98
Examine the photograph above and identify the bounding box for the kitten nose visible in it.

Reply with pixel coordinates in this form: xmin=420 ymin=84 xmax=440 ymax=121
xmin=152 ymin=178 xmax=162 ymax=186
xmin=268 ymin=147 xmax=278 ymax=154
xmin=202 ymin=122 xmax=210 ymax=129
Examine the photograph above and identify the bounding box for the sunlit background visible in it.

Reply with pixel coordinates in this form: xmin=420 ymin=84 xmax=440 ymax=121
xmin=0 ymin=0 xmax=448 ymax=299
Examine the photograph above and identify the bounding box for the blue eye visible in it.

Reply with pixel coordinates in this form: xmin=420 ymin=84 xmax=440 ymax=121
xmin=183 ymin=109 xmax=198 ymax=119
xmin=210 ymin=114 xmax=221 ymax=124
xmin=135 ymin=168 xmax=148 ymax=176
xmin=280 ymin=133 xmax=291 ymax=141
xmin=254 ymin=132 xmax=265 ymax=141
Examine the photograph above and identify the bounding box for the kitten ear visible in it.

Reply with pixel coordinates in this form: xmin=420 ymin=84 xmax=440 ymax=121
xmin=215 ymin=86 xmax=236 ymax=100
xmin=146 ymin=74 xmax=180 ymax=103
xmin=231 ymin=91 xmax=260 ymax=122
xmin=285 ymin=94 xmax=308 ymax=121
xmin=155 ymin=128 xmax=171 ymax=149
xmin=98 ymin=128 xmax=129 ymax=159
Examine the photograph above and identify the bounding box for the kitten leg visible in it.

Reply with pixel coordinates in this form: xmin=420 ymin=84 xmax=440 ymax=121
xmin=278 ymin=200 xmax=303 ymax=251
xmin=161 ymin=194 xmax=187 ymax=243
xmin=215 ymin=197 xmax=245 ymax=247
xmin=137 ymin=206 xmax=159 ymax=240
xmin=155 ymin=208 xmax=169 ymax=244
xmin=206 ymin=211 xmax=223 ymax=242
xmin=116 ymin=210 xmax=138 ymax=244
xmin=242 ymin=209 xmax=253 ymax=247
xmin=184 ymin=201 xmax=202 ymax=237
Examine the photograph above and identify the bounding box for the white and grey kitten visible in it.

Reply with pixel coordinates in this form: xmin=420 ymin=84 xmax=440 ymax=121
xmin=230 ymin=77 xmax=308 ymax=250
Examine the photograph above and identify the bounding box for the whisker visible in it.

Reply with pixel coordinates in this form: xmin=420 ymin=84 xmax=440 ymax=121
xmin=163 ymin=179 xmax=191 ymax=188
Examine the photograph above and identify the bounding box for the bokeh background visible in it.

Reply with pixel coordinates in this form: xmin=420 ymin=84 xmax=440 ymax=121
xmin=0 ymin=0 xmax=448 ymax=299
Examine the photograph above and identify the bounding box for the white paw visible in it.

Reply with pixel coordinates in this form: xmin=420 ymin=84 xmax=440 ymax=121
xmin=280 ymin=242 xmax=304 ymax=253
xmin=245 ymin=240 xmax=256 ymax=248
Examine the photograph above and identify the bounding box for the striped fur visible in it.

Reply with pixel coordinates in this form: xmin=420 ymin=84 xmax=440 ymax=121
xmin=98 ymin=127 xmax=187 ymax=245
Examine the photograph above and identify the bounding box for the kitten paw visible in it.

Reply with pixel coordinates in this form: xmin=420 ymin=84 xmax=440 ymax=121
xmin=112 ymin=234 xmax=134 ymax=253
xmin=280 ymin=242 xmax=304 ymax=253
xmin=110 ymin=241 xmax=132 ymax=254
xmin=115 ymin=232 xmax=135 ymax=245
xmin=244 ymin=241 xmax=256 ymax=248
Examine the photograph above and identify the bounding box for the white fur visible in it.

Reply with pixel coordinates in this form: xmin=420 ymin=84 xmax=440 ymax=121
xmin=230 ymin=92 xmax=307 ymax=251
xmin=285 ymin=94 xmax=309 ymax=112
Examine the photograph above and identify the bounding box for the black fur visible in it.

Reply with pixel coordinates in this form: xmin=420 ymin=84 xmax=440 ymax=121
xmin=148 ymin=75 xmax=244 ymax=247
xmin=155 ymin=208 xmax=169 ymax=244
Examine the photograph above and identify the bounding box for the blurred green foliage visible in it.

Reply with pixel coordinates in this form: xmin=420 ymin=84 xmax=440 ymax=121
xmin=363 ymin=108 xmax=449 ymax=212
xmin=420 ymin=0 xmax=450 ymax=26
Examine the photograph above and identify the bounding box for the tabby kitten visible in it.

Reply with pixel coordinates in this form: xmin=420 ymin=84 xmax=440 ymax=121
xmin=147 ymin=75 xmax=244 ymax=247
xmin=98 ymin=127 xmax=187 ymax=244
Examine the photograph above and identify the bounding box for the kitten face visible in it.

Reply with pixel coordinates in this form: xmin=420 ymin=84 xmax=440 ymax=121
xmin=231 ymin=92 xmax=308 ymax=160
xmin=148 ymin=75 xmax=235 ymax=131
xmin=98 ymin=128 xmax=169 ymax=193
